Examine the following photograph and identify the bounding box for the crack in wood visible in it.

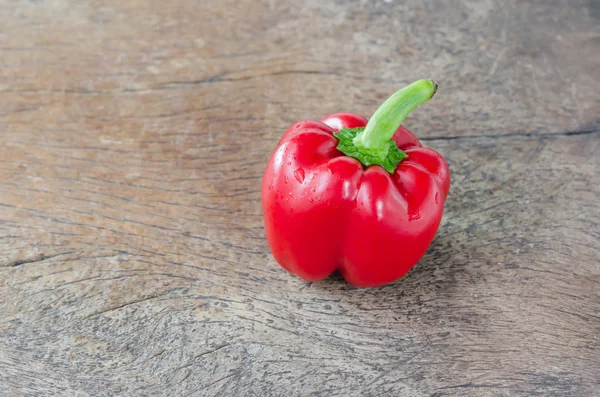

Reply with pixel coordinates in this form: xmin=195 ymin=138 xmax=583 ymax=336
xmin=84 ymin=291 xmax=175 ymax=318
xmin=173 ymin=344 xmax=231 ymax=373
xmin=420 ymin=128 xmax=599 ymax=141
xmin=2 ymin=251 xmax=77 ymax=267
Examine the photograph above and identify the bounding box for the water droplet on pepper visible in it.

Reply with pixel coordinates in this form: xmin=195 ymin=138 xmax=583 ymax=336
xmin=294 ymin=168 xmax=305 ymax=183
xmin=408 ymin=209 xmax=421 ymax=222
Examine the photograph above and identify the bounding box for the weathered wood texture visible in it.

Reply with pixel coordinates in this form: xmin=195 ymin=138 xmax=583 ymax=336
xmin=0 ymin=0 xmax=599 ymax=396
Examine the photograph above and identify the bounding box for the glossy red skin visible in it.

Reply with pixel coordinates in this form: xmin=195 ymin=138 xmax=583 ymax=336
xmin=262 ymin=112 xmax=450 ymax=287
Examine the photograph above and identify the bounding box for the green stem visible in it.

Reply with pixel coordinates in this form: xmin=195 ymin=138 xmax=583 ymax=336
xmin=333 ymin=79 xmax=439 ymax=173
xmin=353 ymin=79 xmax=438 ymax=159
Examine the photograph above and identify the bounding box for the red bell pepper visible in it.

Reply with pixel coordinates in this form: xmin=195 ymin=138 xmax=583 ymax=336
xmin=262 ymin=80 xmax=450 ymax=287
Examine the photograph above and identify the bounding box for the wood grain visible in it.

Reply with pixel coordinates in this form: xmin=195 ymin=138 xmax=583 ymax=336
xmin=0 ymin=0 xmax=599 ymax=396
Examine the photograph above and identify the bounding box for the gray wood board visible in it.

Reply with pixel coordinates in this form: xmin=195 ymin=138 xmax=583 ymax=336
xmin=0 ymin=0 xmax=599 ymax=396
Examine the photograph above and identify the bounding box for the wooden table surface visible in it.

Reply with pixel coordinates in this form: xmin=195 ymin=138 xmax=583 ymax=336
xmin=1 ymin=1 xmax=599 ymax=396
